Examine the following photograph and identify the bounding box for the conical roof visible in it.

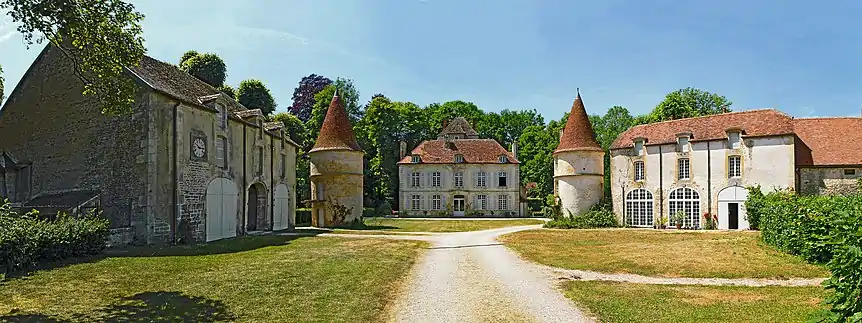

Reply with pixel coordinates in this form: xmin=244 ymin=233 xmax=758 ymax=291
xmin=554 ymin=91 xmax=602 ymax=153
xmin=310 ymin=92 xmax=362 ymax=153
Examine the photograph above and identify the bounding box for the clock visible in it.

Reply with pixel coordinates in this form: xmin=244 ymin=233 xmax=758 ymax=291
xmin=193 ymin=138 xmax=206 ymax=158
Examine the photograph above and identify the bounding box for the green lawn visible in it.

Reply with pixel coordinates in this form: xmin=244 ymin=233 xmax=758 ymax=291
xmin=348 ymin=217 xmax=544 ymax=233
xmin=0 ymin=235 xmax=425 ymax=322
xmin=500 ymin=229 xmax=828 ymax=278
xmin=564 ymin=281 xmax=825 ymax=323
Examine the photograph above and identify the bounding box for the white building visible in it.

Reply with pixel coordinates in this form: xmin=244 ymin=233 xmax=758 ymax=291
xmin=609 ymin=109 xmax=862 ymax=230
xmin=397 ymin=117 xmax=525 ymax=217
xmin=553 ymin=92 xmax=606 ymax=217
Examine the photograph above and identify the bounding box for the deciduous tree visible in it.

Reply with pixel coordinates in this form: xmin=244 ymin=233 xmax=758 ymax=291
xmin=236 ymin=79 xmax=276 ymax=115
xmin=0 ymin=64 xmax=4 ymax=102
xmin=290 ymin=74 xmax=332 ymax=122
xmin=179 ymin=52 xmax=226 ymax=88
xmin=217 ymin=84 xmax=235 ymax=99
xmin=648 ymin=87 xmax=732 ymax=122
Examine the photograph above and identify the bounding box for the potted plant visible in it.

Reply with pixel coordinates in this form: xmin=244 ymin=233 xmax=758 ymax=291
xmin=657 ymin=214 xmax=668 ymax=229
xmin=672 ymin=210 xmax=685 ymax=229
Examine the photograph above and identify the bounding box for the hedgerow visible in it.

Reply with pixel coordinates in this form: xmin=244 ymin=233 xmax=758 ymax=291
xmin=746 ymin=188 xmax=862 ymax=321
xmin=544 ymin=200 xmax=619 ymax=229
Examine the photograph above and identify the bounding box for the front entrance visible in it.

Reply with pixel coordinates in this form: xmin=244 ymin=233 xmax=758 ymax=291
xmin=453 ymin=195 xmax=465 ymax=217
xmin=728 ymin=203 xmax=739 ymax=230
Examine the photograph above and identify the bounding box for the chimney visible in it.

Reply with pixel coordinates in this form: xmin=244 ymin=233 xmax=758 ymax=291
xmin=511 ymin=142 xmax=518 ymax=158
xmin=399 ymin=141 xmax=408 ymax=159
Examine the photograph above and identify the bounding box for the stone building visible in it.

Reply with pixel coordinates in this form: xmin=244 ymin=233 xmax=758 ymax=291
xmin=309 ymin=92 xmax=364 ymax=227
xmin=0 ymin=45 xmax=298 ymax=245
xmin=397 ymin=117 xmax=525 ymax=217
xmin=609 ymin=109 xmax=861 ymax=230
xmin=553 ymin=92 xmax=605 ymax=217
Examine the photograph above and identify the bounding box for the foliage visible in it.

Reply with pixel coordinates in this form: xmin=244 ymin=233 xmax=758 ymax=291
xmin=290 ymin=74 xmax=332 ymax=122
xmin=670 ymin=210 xmax=686 ymax=228
xmin=236 ymin=79 xmax=276 ymax=115
xmin=645 ymin=87 xmax=732 ymax=122
xmin=0 ymin=64 xmax=4 ymax=102
xmin=544 ymin=201 xmax=619 ymax=229
xmin=295 ymin=208 xmax=311 ymax=226
xmin=0 ymin=201 xmax=109 ymax=277
xmin=270 ymin=112 xmax=306 ymax=144
xmin=746 ymin=190 xmax=862 ymax=321
xmin=307 ymin=79 xmax=362 ymax=147
xmin=744 ymin=185 xmax=765 ymax=229
xmin=2 ymin=0 xmax=146 ymax=115
xmin=179 ymin=52 xmax=226 ymax=88
xmin=701 ymin=212 xmax=718 ymax=230
xmin=216 ymin=84 xmax=235 ymax=99
xmin=178 ymin=50 xmax=198 ymax=66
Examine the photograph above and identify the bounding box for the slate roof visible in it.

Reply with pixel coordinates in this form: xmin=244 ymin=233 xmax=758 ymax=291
xmin=439 ymin=117 xmax=479 ymax=138
xmin=794 ymin=117 xmax=862 ymax=166
xmin=555 ymin=93 xmax=602 ymax=153
xmin=236 ymin=109 xmax=263 ymax=119
xmin=310 ymin=93 xmax=362 ymax=152
xmin=129 ymin=56 xmax=245 ymax=113
xmin=610 ymin=109 xmax=795 ymax=149
xmin=397 ymin=139 xmax=519 ymax=164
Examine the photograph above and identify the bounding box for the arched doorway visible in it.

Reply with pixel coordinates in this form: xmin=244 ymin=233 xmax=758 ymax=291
xmin=625 ymin=189 xmax=654 ymax=227
xmin=718 ymin=186 xmax=749 ymax=230
xmin=247 ymin=183 xmax=267 ymax=232
xmin=668 ymin=187 xmax=701 ymax=229
xmin=273 ymin=184 xmax=291 ymax=231
xmin=206 ymin=178 xmax=238 ymax=242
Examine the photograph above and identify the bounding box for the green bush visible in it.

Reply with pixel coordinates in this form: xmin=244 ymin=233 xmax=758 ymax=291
xmin=744 ymin=185 xmax=765 ymax=229
xmin=0 ymin=200 xmax=109 ymax=277
xmin=296 ymin=208 xmax=312 ymax=226
xmin=544 ymin=200 xmax=619 ymax=229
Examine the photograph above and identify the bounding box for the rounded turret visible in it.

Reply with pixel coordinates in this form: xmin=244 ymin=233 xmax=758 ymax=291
xmin=553 ymin=91 xmax=605 ymax=217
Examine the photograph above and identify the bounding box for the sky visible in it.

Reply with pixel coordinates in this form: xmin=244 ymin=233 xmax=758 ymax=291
xmin=2 ymin=0 xmax=862 ymax=121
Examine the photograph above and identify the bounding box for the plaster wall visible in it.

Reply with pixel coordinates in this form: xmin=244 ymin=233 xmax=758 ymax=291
xmin=398 ymin=163 xmax=520 ymax=216
xmin=553 ymin=150 xmax=604 ymax=217
xmin=310 ymin=150 xmax=364 ymax=226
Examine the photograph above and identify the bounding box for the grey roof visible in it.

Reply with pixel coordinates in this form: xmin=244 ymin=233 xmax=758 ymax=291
xmin=439 ymin=117 xmax=479 ymax=137
xmin=128 ymin=56 xmax=245 ymax=113
xmin=236 ymin=109 xmax=263 ymax=119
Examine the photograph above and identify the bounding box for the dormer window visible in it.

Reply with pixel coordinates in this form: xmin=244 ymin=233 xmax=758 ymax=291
xmin=454 ymin=154 xmax=464 ymax=163
xmin=498 ymin=156 xmax=508 ymax=163
xmin=727 ymin=131 xmax=741 ymax=149
xmin=411 ymin=155 xmax=421 ymax=163
xmin=677 ymin=136 xmax=690 ymax=153
xmin=216 ymin=103 xmax=227 ymax=129
xmin=633 ymin=140 xmax=644 ymax=155
xmin=453 ymin=135 xmax=461 ymax=139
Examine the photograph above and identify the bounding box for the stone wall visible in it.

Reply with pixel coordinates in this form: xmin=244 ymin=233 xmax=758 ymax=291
xmin=799 ymin=167 xmax=862 ymax=195
xmin=310 ymin=150 xmax=364 ymax=226
xmin=553 ymin=150 xmax=605 ymax=217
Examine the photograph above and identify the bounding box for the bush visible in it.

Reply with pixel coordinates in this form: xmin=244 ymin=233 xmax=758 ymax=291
xmin=296 ymin=208 xmax=312 ymax=226
xmin=744 ymin=185 xmax=765 ymax=229
xmin=544 ymin=200 xmax=619 ymax=229
xmin=0 ymin=200 xmax=109 ymax=277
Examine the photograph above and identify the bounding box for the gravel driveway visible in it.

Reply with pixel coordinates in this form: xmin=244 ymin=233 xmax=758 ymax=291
xmin=388 ymin=225 xmax=595 ymax=323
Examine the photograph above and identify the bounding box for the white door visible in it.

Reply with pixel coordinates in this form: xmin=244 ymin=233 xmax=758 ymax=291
xmin=206 ymin=178 xmax=239 ymax=242
xmin=717 ymin=186 xmax=749 ymax=230
xmin=453 ymin=196 xmax=465 ymax=217
xmin=273 ymin=184 xmax=290 ymax=231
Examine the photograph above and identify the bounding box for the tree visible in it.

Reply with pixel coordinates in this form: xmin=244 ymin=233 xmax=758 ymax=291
xmin=290 ymin=74 xmax=332 ymax=122
xmin=217 ymin=85 xmax=235 ymax=99
xmin=424 ymin=100 xmax=484 ymax=134
xmin=236 ymin=79 xmax=276 ymax=115
xmin=588 ymin=106 xmax=636 ymax=202
xmin=307 ymin=78 xmax=362 ymax=147
xmin=179 ymin=52 xmax=226 ymax=88
xmin=517 ymin=125 xmax=557 ymax=198
xmin=270 ymin=112 xmax=306 ymax=145
xmin=179 ymin=50 xmax=198 ymax=66
xmin=648 ymin=87 xmax=732 ymax=122
xmin=0 ymin=64 xmax=4 ymax=102
xmin=2 ymin=0 xmax=146 ymax=115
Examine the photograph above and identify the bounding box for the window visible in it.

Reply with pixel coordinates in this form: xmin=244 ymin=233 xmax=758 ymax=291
xmin=728 ymin=155 xmax=741 ymax=178
xmin=316 ymin=183 xmax=325 ymax=201
xmin=455 ymin=154 xmax=464 ymax=163
xmin=411 ymin=172 xmax=421 ymax=187
xmin=625 ymin=189 xmax=654 ymax=227
xmin=431 ymin=171 xmax=441 ymax=187
xmin=280 ymin=153 xmax=286 ymax=178
xmin=454 ymin=172 xmax=464 ymax=188
xmin=728 ymin=132 xmax=741 ymax=149
xmin=668 ymin=187 xmax=700 ymax=228
xmin=411 ymin=155 xmax=421 ymax=163
xmin=432 ymin=195 xmax=442 ymax=210
xmin=498 ymin=194 xmax=509 ymax=210
xmin=215 ymin=137 xmax=227 ymax=168
xmin=678 ymin=158 xmax=690 ymax=180
xmin=477 ymin=195 xmax=488 ymax=210
xmin=257 ymin=147 xmax=264 ymax=174
xmin=477 ymin=171 xmax=487 ymax=187
xmin=411 ymin=194 xmax=421 ymax=210
xmin=498 ymin=155 xmax=508 ymax=163
xmin=634 ymin=161 xmax=645 ymax=182
xmin=216 ymin=104 xmax=227 ymax=129
xmin=497 ymin=171 xmax=508 ymax=187
xmin=678 ymin=136 xmax=690 ymax=152
xmin=844 ymin=169 xmax=856 ymax=176
xmin=634 ymin=140 xmax=643 ymax=155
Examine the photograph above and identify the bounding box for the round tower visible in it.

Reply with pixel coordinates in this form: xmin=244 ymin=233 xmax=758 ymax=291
xmin=309 ymin=91 xmax=364 ymax=227
xmin=553 ymin=90 xmax=605 ymax=217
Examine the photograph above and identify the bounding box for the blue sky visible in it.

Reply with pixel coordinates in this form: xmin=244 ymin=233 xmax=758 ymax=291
xmin=2 ymin=0 xmax=862 ymax=121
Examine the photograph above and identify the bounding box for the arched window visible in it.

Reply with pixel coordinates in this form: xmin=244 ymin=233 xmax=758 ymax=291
xmin=625 ymin=189 xmax=654 ymax=227
xmin=668 ymin=187 xmax=700 ymax=228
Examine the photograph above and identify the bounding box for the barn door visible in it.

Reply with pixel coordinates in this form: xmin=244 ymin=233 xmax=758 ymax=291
xmin=273 ymin=184 xmax=290 ymax=230
xmin=206 ymin=178 xmax=238 ymax=242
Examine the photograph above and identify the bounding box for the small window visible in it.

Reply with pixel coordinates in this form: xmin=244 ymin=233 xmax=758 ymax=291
xmin=257 ymin=147 xmax=264 ymax=174
xmin=216 ymin=136 xmax=228 ymax=168
xmin=411 ymin=155 xmax=421 ymax=163
xmin=454 ymin=171 xmax=464 ymax=188
xmin=729 ymin=156 xmax=742 ymax=178
xmin=477 ymin=195 xmax=488 ymax=210
xmin=454 ymin=154 xmax=464 ymax=163
xmin=280 ymin=153 xmax=287 ymax=178
xmin=634 ymin=140 xmax=643 ymax=155
xmin=498 ymin=194 xmax=509 ymax=210
xmin=477 ymin=171 xmax=487 ymax=187
xmin=498 ymin=155 xmax=508 ymax=163
xmin=411 ymin=195 xmax=421 ymax=210
xmin=845 ymin=169 xmax=857 ymax=176
xmin=634 ymin=161 xmax=645 ymax=181
xmin=216 ymin=104 xmax=227 ymax=129
xmin=432 ymin=195 xmax=442 ymax=210
xmin=411 ymin=172 xmax=421 ymax=187
xmin=498 ymin=171 xmax=508 ymax=187
xmin=678 ymin=158 xmax=690 ymax=180
xmin=431 ymin=171 xmax=441 ymax=187
xmin=317 ymin=183 xmax=325 ymax=201
xmin=678 ymin=137 xmax=690 ymax=153
xmin=728 ymin=132 xmax=741 ymax=149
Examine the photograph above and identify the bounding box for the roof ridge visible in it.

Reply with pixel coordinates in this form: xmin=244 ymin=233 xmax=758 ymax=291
xmin=628 ymin=109 xmax=786 ymax=129
xmin=794 ymin=116 xmax=862 ymax=120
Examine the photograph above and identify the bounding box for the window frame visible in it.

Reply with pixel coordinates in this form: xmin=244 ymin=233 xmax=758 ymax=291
xmin=411 ymin=155 xmax=421 ymax=163
xmin=454 ymin=171 xmax=464 ymax=188
xmin=477 ymin=171 xmax=487 ymax=188
xmin=454 ymin=154 xmax=464 ymax=163
xmin=668 ymin=187 xmax=701 ymax=229
xmin=634 ymin=161 xmax=645 ymax=182
xmin=431 ymin=194 xmax=442 ymax=210
xmin=497 ymin=194 xmax=508 ymax=210
xmin=844 ymin=169 xmax=856 ymax=176
xmin=728 ymin=131 xmax=741 ymax=149
xmin=431 ymin=171 xmax=441 ymax=187
xmin=498 ymin=155 xmax=508 ymax=163
xmin=678 ymin=136 xmax=690 ymax=153
xmin=410 ymin=171 xmax=421 ymax=188
xmin=728 ymin=155 xmax=742 ymax=178
xmin=634 ymin=140 xmax=643 ymax=155
xmin=497 ymin=171 xmax=508 ymax=187
xmin=411 ymin=194 xmax=421 ymax=210
xmin=216 ymin=103 xmax=227 ymax=129
xmin=477 ymin=194 xmax=488 ymax=210
xmin=625 ymin=189 xmax=654 ymax=227
xmin=677 ymin=158 xmax=690 ymax=180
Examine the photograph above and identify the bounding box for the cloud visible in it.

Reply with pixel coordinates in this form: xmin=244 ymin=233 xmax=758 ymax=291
xmin=0 ymin=30 xmax=12 ymax=44
xmin=235 ymin=26 xmax=308 ymax=45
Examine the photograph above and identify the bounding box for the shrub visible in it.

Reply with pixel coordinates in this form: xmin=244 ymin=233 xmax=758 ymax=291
xmin=818 ymin=208 xmax=862 ymax=322
xmin=295 ymin=208 xmax=312 ymax=226
xmin=0 ymin=200 xmax=109 ymax=277
xmin=744 ymin=185 xmax=765 ymax=229
xmin=544 ymin=200 xmax=619 ymax=229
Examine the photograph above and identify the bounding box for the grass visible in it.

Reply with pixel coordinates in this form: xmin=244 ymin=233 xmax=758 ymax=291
xmin=0 ymin=235 xmax=426 ymax=322
xmin=500 ymin=229 xmax=828 ymax=278
xmin=341 ymin=217 xmax=544 ymax=233
xmin=563 ymin=281 xmax=826 ymax=323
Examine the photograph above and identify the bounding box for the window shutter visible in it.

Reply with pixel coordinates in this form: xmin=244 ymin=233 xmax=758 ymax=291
xmin=490 ymin=196 xmax=496 ymax=211
xmin=420 ymin=172 xmax=425 ymax=188
xmin=442 ymin=194 xmax=447 ymax=209
xmin=474 ymin=195 xmax=478 ymax=210
xmin=507 ymin=195 xmax=512 ymax=211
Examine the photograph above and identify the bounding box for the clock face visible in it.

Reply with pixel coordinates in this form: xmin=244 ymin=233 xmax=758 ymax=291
xmin=193 ymin=138 xmax=206 ymax=158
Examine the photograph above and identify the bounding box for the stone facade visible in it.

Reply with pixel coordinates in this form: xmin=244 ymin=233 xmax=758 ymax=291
xmin=799 ymin=167 xmax=862 ymax=195
xmin=398 ymin=163 xmax=521 ymax=217
xmin=554 ymin=150 xmax=605 ymax=217
xmin=309 ymin=150 xmax=364 ymax=226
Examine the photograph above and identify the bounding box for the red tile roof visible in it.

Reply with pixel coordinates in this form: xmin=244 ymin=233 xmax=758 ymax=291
xmin=794 ymin=117 xmax=862 ymax=166
xmin=397 ymin=139 xmax=519 ymax=164
xmin=555 ymin=93 xmax=602 ymax=153
xmin=310 ymin=93 xmax=362 ymax=153
xmin=611 ymin=109 xmax=795 ymax=149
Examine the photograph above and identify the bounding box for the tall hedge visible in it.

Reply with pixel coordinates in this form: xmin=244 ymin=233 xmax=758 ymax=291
xmin=746 ymin=189 xmax=862 ymax=321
